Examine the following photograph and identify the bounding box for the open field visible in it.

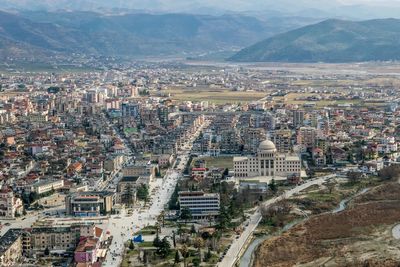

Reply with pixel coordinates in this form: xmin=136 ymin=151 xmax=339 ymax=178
xmin=273 ymin=92 xmax=388 ymax=108
xmin=254 ymin=182 xmax=400 ymax=267
xmin=163 ymin=86 xmax=266 ymax=104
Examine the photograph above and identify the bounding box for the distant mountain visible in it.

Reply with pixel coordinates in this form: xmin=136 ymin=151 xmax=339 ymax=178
xmin=229 ymin=19 xmax=400 ymax=63
xmin=0 ymin=10 xmax=319 ymax=60
xmin=3 ymin=0 xmax=400 ymax=19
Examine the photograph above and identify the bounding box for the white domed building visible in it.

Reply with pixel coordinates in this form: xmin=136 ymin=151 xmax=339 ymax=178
xmin=234 ymin=139 xmax=301 ymax=179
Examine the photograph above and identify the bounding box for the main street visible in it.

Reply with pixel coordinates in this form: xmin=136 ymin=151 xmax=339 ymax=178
xmin=218 ymin=174 xmax=337 ymax=267
xmin=102 ymin=119 xmax=207 ymax=266
xmin=102 ymin=168 xmax=181 ymax=267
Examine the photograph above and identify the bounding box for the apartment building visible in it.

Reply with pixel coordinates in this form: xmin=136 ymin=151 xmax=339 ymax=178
xmin=0 ymin=186 xmax=23 ymax=218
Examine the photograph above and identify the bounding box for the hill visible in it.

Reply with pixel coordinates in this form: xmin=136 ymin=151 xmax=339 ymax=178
xmin=254 ymin=182 xmax=400 ymax=266
xmin=0 ymin=10 xmax=317 ymax=60
xmin=230 ymin=18 xmax=400 ymax=63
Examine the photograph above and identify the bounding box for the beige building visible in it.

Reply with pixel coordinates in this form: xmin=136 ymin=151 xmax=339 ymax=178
xmin=104 ymin=155 xmax=125 ymax=172
xmin=234 ymin=140 xmax=301 ymax=179
xmin=0 ymin=187 xmax=23 ymax=218
xmin=31 ymin=179 xmax=64 ymax=195
xmin=122 ymin=164 xmax=156 ymax=179
xmin=297 ymin=126 xmax=318 ymax=149
xmin=28 ymin=224 xmax=99 ymax=253
xmin=0 ymin=229 xmax=24 ymax=267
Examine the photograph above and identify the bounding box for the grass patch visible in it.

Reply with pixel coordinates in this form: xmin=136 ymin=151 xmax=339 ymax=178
xmin=162 ymin=86 xmax=266 ymax=104
xmin=306 ymin=192 xmax=339 ymax=202
xmin=193 ymin=156 xmax=233 ymax=169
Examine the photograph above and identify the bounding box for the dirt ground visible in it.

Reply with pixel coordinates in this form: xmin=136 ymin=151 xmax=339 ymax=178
xmin=254 ymin=183 xmax=400 ymax=267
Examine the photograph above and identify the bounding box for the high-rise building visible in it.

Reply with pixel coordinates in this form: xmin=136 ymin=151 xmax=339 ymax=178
xmin=297 ymin=126 xmax=318 ymax=149
xmin=293 ymin=109 xmax=305 ymax=128
xmin=272 ymin=129 xmax=293 ymax=153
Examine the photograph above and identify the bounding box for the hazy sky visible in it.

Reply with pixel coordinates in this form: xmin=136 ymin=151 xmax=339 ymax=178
xmin=2 ymin=0 xmax=400 ymax=16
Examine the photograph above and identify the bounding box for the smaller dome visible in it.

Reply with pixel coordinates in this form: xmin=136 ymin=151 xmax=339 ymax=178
xmin=258 ymin=140 xmax=276 ymax=151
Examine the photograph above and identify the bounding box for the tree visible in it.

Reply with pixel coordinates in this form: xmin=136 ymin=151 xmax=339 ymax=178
xmin=192 ymin=258 xmax=201 ymax=267
xmin=378 ymin=165 xmax=400 ymax=181
xmin=180 ymin=207 xmax=192 ymax=224
xmin=129 ymin=240 xmax=135 ymax=250
xmin=347 ymin=171 xmax=362 ymax=184
xmin=217 ymin=205 xmax=230 ymax=230
xmin=44 ymin=247 xmax=50 ymax=256
xmin=29 ymin=192 xmax=39 ymax=203
xmin=159 ymin=211 xmax=166 ymax=227
xmin=204 ymin=248 xmax=212 ymax=262
xmin=153 ymin=232 xmax=161 ymax=248
xmin=207 ymin=215 xmax=213 ymax=227
xmin=177 ymin=223 xmax=185 ymax=243
xmin=172 ymin=231 xmax=176 ymax=248
xmin=157 ymin=237 xmax=171 ymax=258
xmin=180 ymin=245 xmax=189 ymax=267
xmin=174 ymin=250 xmax=180 ymax=265
xmin=143 ymin=250 xmax=148 ymax=264
xmin=137 ymin=184 xmax=149 ymax=202
xmin=194 ymin=237 xmax=204 ymax=261
xmin=269 ymin=179 xmax=277 ymax=193
xmin=190 ymin=224 xmax=196 ymax=235
xmin=326 ymin=180 xmax=336 ymax=194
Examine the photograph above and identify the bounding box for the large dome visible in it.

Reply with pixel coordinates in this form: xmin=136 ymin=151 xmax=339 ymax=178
xmin=258 ymin=140 xmax=276 ymax=152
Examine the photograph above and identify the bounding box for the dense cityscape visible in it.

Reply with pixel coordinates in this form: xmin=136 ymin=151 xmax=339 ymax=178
xmin=0 ymin=61 xmax=399 ymax=266
xmin=1 ymin=0 xmax=400 ymax=266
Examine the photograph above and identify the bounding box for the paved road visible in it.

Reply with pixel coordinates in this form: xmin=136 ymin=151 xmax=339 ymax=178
xmin=103 ymin=121 xmax=206 ymax=266
xmin=102 ymin=169 xmax=181 ymax=267
xmin=218 ymin=174 xmax=336 ymax=267
xmin=0 ymin=205 xmax=65 ymax=236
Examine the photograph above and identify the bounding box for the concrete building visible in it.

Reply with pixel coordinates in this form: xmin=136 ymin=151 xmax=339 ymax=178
xmin=0 ymin=229 xmax=24 ymax=267
xmin=297 ymin=126 xmax=318 ymax=150
xmin=28 ymin=224 xmax=97 ymax=253
xmin=233 ymin=140 xmax=301 ymax=178
xmin=65 ymin=191 xmax=114 ymax=217
xmin=178 ymin=191 xmax=220 ymax=220
xmin=31 ymin=179 xmax=64 ymax=195
xmin=122 ymin=164 xmax=156 ymax=180
xmin=272 ymin=129 xmax=293 ymax=153
xmin=104 ymin=155 xmax=125 ymax=172
xmin=293 ymin=109 xmax=305 ymax=128
xmin=0 ymin=187 xmax=23 ymax=218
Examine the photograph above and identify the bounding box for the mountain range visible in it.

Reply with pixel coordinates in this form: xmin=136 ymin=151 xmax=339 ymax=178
xmin=230 ymin=18 xmax=400 ymax=63
xmin=0 ymin=10 xmax=319 ymax=60
xmin=3 ymin=0 xmax=400 ymax=20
